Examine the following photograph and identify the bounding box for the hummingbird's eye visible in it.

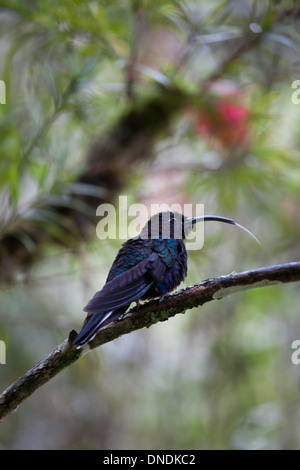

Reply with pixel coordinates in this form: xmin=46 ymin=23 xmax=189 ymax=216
xmin=169 ymin=213 xmax=177 ymax=223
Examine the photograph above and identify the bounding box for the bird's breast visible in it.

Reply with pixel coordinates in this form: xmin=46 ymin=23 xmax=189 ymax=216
xmin=145 ymin=239 xmax=188 ymax=298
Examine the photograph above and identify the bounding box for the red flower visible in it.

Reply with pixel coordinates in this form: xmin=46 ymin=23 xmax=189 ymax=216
xmin=195 ymin=83 xmax=251 ymax=151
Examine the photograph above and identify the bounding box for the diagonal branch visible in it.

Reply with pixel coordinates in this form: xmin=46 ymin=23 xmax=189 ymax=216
xmin=1 ymin=261 xmax=300 ymax=422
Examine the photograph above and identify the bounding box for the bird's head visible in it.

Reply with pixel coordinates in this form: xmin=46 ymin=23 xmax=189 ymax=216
xmin=139 ymin=211 xmax=187 ymax=239
xmin=139 ymin=210 xmax=260 ymax=244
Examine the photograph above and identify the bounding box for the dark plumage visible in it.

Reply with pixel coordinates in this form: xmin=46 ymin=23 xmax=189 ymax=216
xmin=73 ymin=211 xmax=258 ymax=347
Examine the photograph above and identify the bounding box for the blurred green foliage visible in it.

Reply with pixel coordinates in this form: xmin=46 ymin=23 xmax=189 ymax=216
xmin=0 ymin=0 xmax=300 ymax=450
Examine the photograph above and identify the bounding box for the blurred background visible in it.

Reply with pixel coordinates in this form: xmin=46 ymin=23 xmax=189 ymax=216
xmin=0 ymin=0 xmax=300 ymax=450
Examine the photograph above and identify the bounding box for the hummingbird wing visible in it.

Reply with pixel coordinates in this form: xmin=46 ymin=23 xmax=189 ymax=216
xmin=83 ymin=251 xmax=166 ymax=315
xmin=73 ymin=252 xmax=166 ymax=347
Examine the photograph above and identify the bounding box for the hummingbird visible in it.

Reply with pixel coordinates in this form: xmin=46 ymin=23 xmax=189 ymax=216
xmin=73 ymin=211 xmax=259 ymax=347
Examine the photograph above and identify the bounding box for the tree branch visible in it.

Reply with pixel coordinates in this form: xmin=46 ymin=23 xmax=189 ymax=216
xmin=1 ymin=261 xmax=300 ymax=422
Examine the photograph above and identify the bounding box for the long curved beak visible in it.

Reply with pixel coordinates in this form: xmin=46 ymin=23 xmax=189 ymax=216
xmin=187 ymin=215 xmax=261 ymax=245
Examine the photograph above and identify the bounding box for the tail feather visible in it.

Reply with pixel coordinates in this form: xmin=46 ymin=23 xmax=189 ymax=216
xmin=73 ymin=309 xmax=122 ymax=348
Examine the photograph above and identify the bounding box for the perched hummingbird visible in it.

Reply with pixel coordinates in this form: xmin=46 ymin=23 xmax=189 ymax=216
xmin=73 ymin=211 xmax=259 ymax=347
